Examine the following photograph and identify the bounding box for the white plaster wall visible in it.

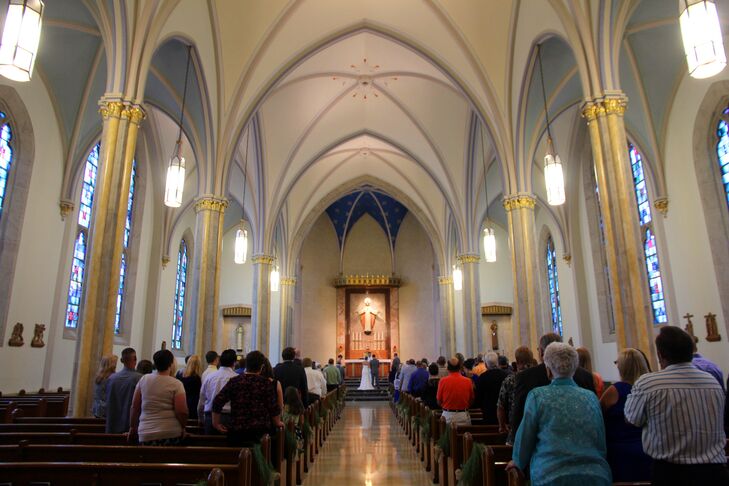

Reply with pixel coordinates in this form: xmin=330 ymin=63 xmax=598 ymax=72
xmin=342 ymin=215 xmax=391 ymax=275
xmin=298 ymin=214 xmax=339 ymax=363
xmin=219 ymin=225 xmax=254 ymax=307
xmin=395 ymin=213 xmax=437 ymax=361
xmin=0 ymin=77 xmax=65 ymax=392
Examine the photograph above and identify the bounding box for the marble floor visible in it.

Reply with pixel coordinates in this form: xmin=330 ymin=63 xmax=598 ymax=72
xmin=303 ymin=402 xmax=434 ymax=486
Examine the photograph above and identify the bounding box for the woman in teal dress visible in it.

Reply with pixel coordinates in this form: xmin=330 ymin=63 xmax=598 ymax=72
xmin=507 ymin=342 xmax=612 ymax=486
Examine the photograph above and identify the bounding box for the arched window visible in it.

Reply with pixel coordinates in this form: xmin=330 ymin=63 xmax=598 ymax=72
xmin=172 ymin=239 xmax=188 ymax=350
xmin=715 ymin=113 xmax=729 ymax=211
xmin=65 ymin=143 xmax=100 ymax=329
xmin=114 ymin=160 xmax=137 ymax=334
xmin=0 ymin=112 xmax=15 ymax=220
xmin=628 ymin=144 xmax=667 ymax=324
xmin=546 ymin=235 xmax=563 ymax=336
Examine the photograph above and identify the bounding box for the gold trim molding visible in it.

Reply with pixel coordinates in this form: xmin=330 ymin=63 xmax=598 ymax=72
xmin=457 ymin=254 xmax=480 ymax=264
xmin=99 ymin=101 xmax=124 ymax=119
xmin=481 ymin=305 xmax=513 ymax=316
xmin=654 ymin=197 xmax=668 ymax=217
xmin=437 ymin=276 xmax=453 ymax=285
xmin=222 ymin=305 xmax=252 ymax=317
xmin=194 ymin=196 xmax=228 ymax=214
xmin=281 ymin=277 xmax=296 ymax=286
xmin=333 ymin=274 xmax=401 ymax=288
xmin=59 ymin=200 xmax=74 ymax=220
xmin=503 ymin=194 xmax=536 ymax=211
xmin=251 ymin=254 xmax=275 ymax=265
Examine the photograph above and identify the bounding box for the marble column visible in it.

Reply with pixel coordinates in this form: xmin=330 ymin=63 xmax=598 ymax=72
xmin=583 ymin=96 xmax=655 ymax=364
xmin=437 ymin=276 xmax=455 ymax=357
xmin=189 ymin=196 xmax=228 ymax=355
xmin=503 ymin=194 xmax=542 ymax=353
xmin=279 ymin=277 xmax=296 ymax=351
xmin=71 ymin=100 xmax=145 ymax=417
xmin=252 ymin=254 xmax=274 ymax=352
xmin=457 ymin=254 xmax=482 ymax=357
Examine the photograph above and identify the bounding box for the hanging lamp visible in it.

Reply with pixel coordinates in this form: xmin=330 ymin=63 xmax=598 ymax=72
xmin=680 ymin=0 xmax=726 ymax=79
xmin=537 ymin=44 xmax=566 ymax=206
xmin=234 ymin=128 xmax=252 ymax=264
xmin=480 ymin=125 xmax=496 ymax=262
xmin=452 ymin=264 xmax=463 ymax=291
xmin=164 ymin=45 xmax=192 ymax=208
xmin=0 ymin=0 xmax=44 ymax=82
xmin=270 ymin=265 xmax=280 ymax=292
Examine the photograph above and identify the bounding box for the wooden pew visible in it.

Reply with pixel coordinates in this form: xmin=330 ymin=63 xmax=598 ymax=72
xmin=0 ymin=394 xmax=69 ymax=416
xmin=448 ymin=424 xmax=504 ymax=486
xmin=0 ymin=461 xmax=244 ymax=486
xmin=462 ymin=433 xmax=513 ymax=486
xmin=0 ymin=421 xmax=205 ymax=434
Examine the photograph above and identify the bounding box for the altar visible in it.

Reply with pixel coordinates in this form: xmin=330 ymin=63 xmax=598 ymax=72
xmin=344 ymin=359 xmax=392 ymax=379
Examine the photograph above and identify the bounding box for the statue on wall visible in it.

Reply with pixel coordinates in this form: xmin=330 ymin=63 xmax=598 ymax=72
xmin=30 ymin=324 xmax=45 ymax=348
xmin=161 ymin=340 xmax=167 ymax=350
xmin=356 ymin=297 xmax=382 ymax=335
xmin=8 ymin=323 xmax=23 ymax=347
xmin=683 ymin=313 xmax=698 ymax=343
xmin=705 ymin=312 xmax=721 ymax=342
xmin=568 ymin=337 xmax=574 ymax=347
xmin=490 ymin=321 xmax=499 ymax=350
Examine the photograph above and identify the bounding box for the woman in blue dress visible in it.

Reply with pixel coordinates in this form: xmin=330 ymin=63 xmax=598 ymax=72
xmin=507 ymin=342 xmax=612 ymax=486
xmin=600 ymin=348 xmax=652 ymax=482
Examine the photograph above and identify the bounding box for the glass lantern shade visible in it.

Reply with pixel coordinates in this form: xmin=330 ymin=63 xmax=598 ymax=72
xmin=164 ymin=141 xmax=185 ymax=208
xmin=270 ymin=266 xmax=280 ymax=292
xmin=544 ymin=141 xmax=566 ymax=206
xmin=680 ymin=1 xmax=726 ymax=79
xmin=483 ymin=227 xmax=496 ymax=262
xmin=0 ymin=0 xmax=43 ymax=82
xmin=452 ymin=265 xmax=463 ymax=291
xmin=234 ymin=227 xmax=248 ymax=264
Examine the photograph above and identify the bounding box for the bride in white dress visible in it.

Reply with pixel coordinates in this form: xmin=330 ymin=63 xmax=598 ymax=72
xmin=358 ymin=358 xmax=375 ymax=390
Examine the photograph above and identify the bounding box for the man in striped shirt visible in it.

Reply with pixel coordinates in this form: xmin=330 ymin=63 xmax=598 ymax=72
xmin=625 ymin=326 xmax=728 ymax=485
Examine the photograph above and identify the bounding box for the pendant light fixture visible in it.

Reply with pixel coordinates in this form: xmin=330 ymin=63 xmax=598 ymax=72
xmin=537 ymin=44 xmax=566 ymax=206
xmin=452 ymin=264 xmax=463 ymax=291
xmin=480 ymin=125 xmax=496 ymax=262
xmin=234 ymin=127 xmax=251 ymax=264
xmin=0 ymin=0 xmax=44 ymax=82
xmin=164 ymin=45 xmax=192 ymax=208
xmin=270 ymin=265 xmax=280 ymax=292
xmin=680 ymin=0 xmax=726 ymax=79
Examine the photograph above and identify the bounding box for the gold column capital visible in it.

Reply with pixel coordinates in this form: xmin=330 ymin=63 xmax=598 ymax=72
xmin=161 ymin=255 xmax=170 ymax=268
xmin=122 ymin=105 xmax=146 ymax=125
xmin=437 ymin=276 xmax=453 ymax=285
xmin=59 ymin=200 xmax=74 ymax=220
xmin=581 ymin=101 xmax=604 ymax=122
xmin=603 ymin=96 xmax=628 ymax=116
xmin=251 ymin=254 xmax=275 ymax=265
xmin=99 ymin=101 xmax=124 ymax=119
xmin=654 ymin=197 xmax=669 ymax=217
xmin=194 ymin=196 xmax=229 ymax=214
xmin=563 ymin=254 xmax=572 ymax=265
xmin=457 ymin=253 xmax=481 ymax=264
xmin=281 ymin=277 xmax=296 ymax=286
xmin=502 ymin=194 xmax=536 ymax=211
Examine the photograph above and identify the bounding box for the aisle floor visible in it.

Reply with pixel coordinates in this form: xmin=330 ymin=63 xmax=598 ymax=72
xmin=302 ymin=401 xmax=434 ymax=485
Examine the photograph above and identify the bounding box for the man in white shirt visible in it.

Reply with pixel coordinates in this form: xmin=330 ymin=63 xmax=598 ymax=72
xmin=303 ymin=357 xmax=327 ymax=406
xmin=198 ymin=349 xmax=237 ymax=434
xmin=201 ymin=350 xmax=219 ymax=382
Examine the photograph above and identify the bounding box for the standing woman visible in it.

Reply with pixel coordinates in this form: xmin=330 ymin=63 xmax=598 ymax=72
xmin=92 ymin=355 xmax=118 ymax=418
xmin=129 ymin=349 xmax=188 ymax=446
xmin=262 ymin=357 xmax=285 ymax=416
xmin=577 ymin=347 xmax=604 ymax=398
xmin=179 ymin=355 xmax=203 ymax=420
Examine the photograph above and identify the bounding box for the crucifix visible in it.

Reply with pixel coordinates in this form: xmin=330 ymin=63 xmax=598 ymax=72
xmin=705 ymin=312 xmax=721 ymax=342
xmin=683 ymin=313 xmax=698 ymax=343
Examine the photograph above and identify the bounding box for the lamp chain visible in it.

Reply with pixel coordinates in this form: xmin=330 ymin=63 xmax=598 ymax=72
xmin=537 ymin=43 xmax=553 ymax=142
xmin=176 ymin=45 xmax=193 ymax=145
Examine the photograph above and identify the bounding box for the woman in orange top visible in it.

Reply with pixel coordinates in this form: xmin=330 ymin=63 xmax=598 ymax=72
xmin=577 ymin=347 xmax=604 ymax=398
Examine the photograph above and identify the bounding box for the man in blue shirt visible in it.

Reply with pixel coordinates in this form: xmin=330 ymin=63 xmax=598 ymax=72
xmin=692 ymin=342 xmax=724 ymax=390
xmin=409 ymin=360 xmax=430 ymax=396
xmin=105 ymin=347 xmax=142 ymax=433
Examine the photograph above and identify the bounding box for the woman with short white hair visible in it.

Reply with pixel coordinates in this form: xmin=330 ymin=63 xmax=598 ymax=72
xmin=507 ymin=342 xmax=612 ymax=485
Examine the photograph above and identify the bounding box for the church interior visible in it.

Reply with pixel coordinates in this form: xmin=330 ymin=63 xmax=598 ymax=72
xmin=0 ymin=1 xmax=728 ymax=482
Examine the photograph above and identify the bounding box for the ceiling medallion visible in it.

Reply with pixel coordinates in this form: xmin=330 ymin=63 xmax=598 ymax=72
xmin=331 ymin=58 xmax=397 ymax=101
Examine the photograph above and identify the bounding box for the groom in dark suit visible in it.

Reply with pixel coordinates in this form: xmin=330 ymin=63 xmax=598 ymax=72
xmin=370 ymin=354 xmax=380 ymax=388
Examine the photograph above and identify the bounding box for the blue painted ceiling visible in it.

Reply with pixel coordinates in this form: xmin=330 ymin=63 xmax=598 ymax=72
xmin=325 ymin=187 xmax=408 ymax=248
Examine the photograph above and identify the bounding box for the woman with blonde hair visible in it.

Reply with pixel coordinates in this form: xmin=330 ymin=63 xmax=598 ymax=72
xmin=92 ymin=354 xmax=118 ymax=418
xmin=577 ymin=347 xmax=604 ymax=398
xmin=600 ymin=348 xmax=651 ymax=482
xmin=179 ymin=355 xmax=203 ymax=420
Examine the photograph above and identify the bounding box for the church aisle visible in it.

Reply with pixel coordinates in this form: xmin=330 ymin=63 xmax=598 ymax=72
xmin=303 ymin=401 xmax=434 ymax=485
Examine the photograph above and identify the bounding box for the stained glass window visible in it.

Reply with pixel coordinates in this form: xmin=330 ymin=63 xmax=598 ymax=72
xmin=65 ymin=143 xmax=100 ymax=329
xmin=716 ymin=118 xmax=729 ymax=211
xmin=114 ymin=161 xmax=136 ymax=334
xmin=629 ymin=144 xmax=667 ymax=324
xmin=172 ymin=240 xmax=188 ymax=350
xmin=0 ymin=112 xmax=14 ymax=219
xmin=546 ymin=235 xmax=563 ymax=336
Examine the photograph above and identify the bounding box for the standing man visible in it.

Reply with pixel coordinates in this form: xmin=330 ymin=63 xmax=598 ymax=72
xmin=625 ymin=326 xmax=728 ymax=485
xmin=474 ymin=352 xmax=508 ymax=425
xmin=303 ymin=358 xmax=327 ymax=405
xmin=398 ymin=359 xmax=417 ymax=396
xmin=105 ymin=347 xmax=141 ymax=433
xmin=198 ymin=349 xmax=237 ymax=434
xmin=336 ymin=355 xmax=346 ymax=382
xmin=370 ymin=354 xmax=380 ymax=388
xmin=389 ymin=353 xmax=400 ymax=383
xmin=202 ymin=351 xmax=219 ymax=382
xmin=274 ymin=347 xmax=308 ymax=405
xmin=436 ymin=357 xmax=474 ymax=426
xmin=324 ymin=359 xmax=342 ymax=391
